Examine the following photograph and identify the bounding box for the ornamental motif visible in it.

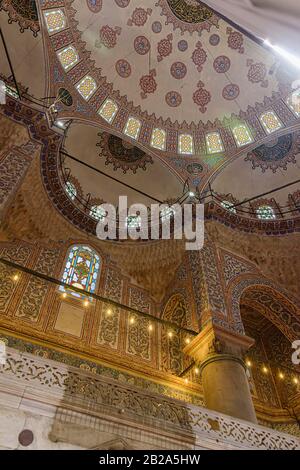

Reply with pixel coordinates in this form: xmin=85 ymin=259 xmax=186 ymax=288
xmin=0 ymin=0 xmax=40 ymax=36
xmin=157 ymin=34 xmax=173 ymax=62
xmin=96 ymin=25 xmax=121 ymax=49
xmin=156 ymin=0 xmax=219 ymax=35
xmin=127 ymin=8 xmax=152 ymax=27
xmin=170 ymin=61 xmax=187 ymax=79
xmin=245 ymin=133 xmax=300 ymax=173
xmin=247 ymin=60 xmax=268 ymax=88
xmin=191 ymin=42 xmax=207 ymax=72
xmin=134 ymin=35 xmax=151 ymax=55
xmin=178 ymin=40 xmax=188 ymax=52
xmin=186 ymin=162 xmax=203 ymax=175
xmin=165 ymin=91 xmax=182 ymax=107
xmin=222 ymin=84 xmax=240 ymax=100
xmin=97 ymin=132 xmax=153 ymax=173
xmin=86 ymin=0 xmax=103 ymax=13
xmin=214 ymin=56 xmax=231 ymax=74
xmin=152 ymin=21 xmax=162 ymax=33
xmin=115 ymin=59 xmax=131 ymax=78
xmin=226 ymin=27 xmax=244 ymax=54
xmin=192 ymin=81 xmax=211 ymax=113
xmin=140 ymin=69 xmax=157 ymax=98
xmin=209 ymin=34 xmax=220 ymax=46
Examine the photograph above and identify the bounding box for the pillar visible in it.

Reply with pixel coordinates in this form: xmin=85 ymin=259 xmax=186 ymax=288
xmin=184 ymin=322 xmax=257 ymax=423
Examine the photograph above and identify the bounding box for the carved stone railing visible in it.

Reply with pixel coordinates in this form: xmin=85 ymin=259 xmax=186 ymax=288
xmin=0 ymin=348 xmax=299 ymax=450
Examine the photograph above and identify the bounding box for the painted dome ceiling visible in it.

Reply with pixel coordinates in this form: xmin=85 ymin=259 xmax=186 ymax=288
xmin=69 ymin=0 xmax=279 ymax=126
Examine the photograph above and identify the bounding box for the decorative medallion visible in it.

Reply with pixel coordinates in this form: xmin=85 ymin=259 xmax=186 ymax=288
xmin=152 ymin=21 xmax=162 ymax=33
xmin=213 ymin=56 xmax=231 ymax=74
xmin=140 ymin=70 xmax=157 ymax=98
xmin=134 ymin=35 xmax=151 ymax=55
xmin=96 ymin=25 xmax=122 ymax=49
xmin=192 ymin=81 xmax=211 ymax=113
xmin=222 ymin=84 xmax=240 ymax=100
xmin=226 ymin=27 xmax=244 ymax=54
xmin=170 ymin=61 xmax=187 ymax=79
xmin=157 ymin=34 xmax=173 ymax=62
xmin=245 ymin=133 xmax=300 ymax=172
xmin=209 ymin=34 xmax=220 ymax=46
xmin=247 ymin=60 xmax=268 ymax=88
xmin=191 ymin=41 xmax=207 ymax=72
xmin=97 ymin=132 xmax=153 ymax=173
xmin=178 ymin=40 xmax=188 ymax=52
xmin=127 ymin=8 xmax=152 ymax=27
xmin=186 ymin=162 xmax=203 ymax=175
xmin=87 ymin=0 xmax=103 ymax=13
xmin=156 ymin=0 xmax=219 ymax=35
xmin=165 ymin=91 xmax=182 ymax=107
xmin=115 ymin=59 xmax=131 ymax=78
xmin=0 ymin=0 xmax=40 ymax=36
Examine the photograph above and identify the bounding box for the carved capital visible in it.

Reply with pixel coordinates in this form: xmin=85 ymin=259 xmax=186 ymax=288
xmin=183 ymin=320 xmax=254 ymax=363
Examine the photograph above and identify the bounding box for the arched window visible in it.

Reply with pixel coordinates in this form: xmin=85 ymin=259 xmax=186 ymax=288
xmin=256 ymin=205 xmax=276 ymax=220
xmin=65 ymin=181 xmax=76 ymax=201
xmin=221 ymin=200 xmax=237 ymax=214
xmin=61 ymin=245 xmax=100 ymax=295
xmin=90 ymin=205 xmax=106 ymax=221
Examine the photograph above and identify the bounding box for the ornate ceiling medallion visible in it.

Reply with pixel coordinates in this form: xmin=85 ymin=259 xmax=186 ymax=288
xmin=97 ymin=133 xmax=153 ymax=173
xmin=0 ymin=0 xmax=40 ymax=36
xmin=245 ymin=133 xmax=300 ymax=173
xmin=157 ymin=0 xmax=219 ymax=35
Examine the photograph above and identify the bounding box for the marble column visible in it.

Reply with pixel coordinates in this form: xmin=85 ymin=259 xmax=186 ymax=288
xmin=184 ymin=322 xmax=257 ymax=423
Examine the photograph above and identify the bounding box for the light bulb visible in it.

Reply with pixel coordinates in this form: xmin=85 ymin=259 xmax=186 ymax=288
xmin=13 ymin=274 xmax=19 ymax=282
xmin=185 ymin=337 xmax=191 ymax=345
xmin=195 ymin=368 xmax=199 ymax=375
xmin=62 ymin=292 xmax=67 ymax=299
xmin=168 ymin=331 xmax=173 ymax=339
xmin=246 ymin=360 xmax=252 ymax=368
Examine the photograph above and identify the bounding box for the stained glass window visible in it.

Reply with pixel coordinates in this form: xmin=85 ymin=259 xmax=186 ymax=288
xmin=44 ymin=9 xmax=66 ymax=34
xmin=259 ymin=111 xmax=282 ymax=134
xmin=126 ymin=215 xmax=141 ymax=228
xmin=76 ymin=75 xmax=97 ymax=101
xmin=124 ymin=117 xmax=141 ymax=140
xmin=61 ymin=246 xmax=100 ymax=294
xmin=287 ymin=89 xmax=300 ymax=117
xmin=57 ymin=45 xmax=79 ymax=71
xmin=232 ymin=125 xmax=253 ymax=147
xmin=65 ymin=181 xmax=76 ymax=200
xmin=256 ymin=205 xmax=276 ymax=220
xmin=98 ymin=98 xmax=118 ymax=123
xmin=178 ymin=134 xmax=194 ymax=155
xmin=151 ymin=128 xmax=166 ymax=150
xmin=221 ymin=200 xmax=236 ymax=214
xmin=90 ymin=205 xmax=106 ymax=221
xmin=206 ymin=132 xmax=224 ymax=154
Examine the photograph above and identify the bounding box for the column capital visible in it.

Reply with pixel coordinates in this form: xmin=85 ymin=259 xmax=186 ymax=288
xmin=183 ymin=321 xmax=254 ymax=363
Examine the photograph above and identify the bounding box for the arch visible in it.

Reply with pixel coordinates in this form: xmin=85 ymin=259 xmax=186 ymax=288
xmin=60 ymin=244 xmax=101 ymax=295
xmin=228 ymin=275 xmax=300 ymax=342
